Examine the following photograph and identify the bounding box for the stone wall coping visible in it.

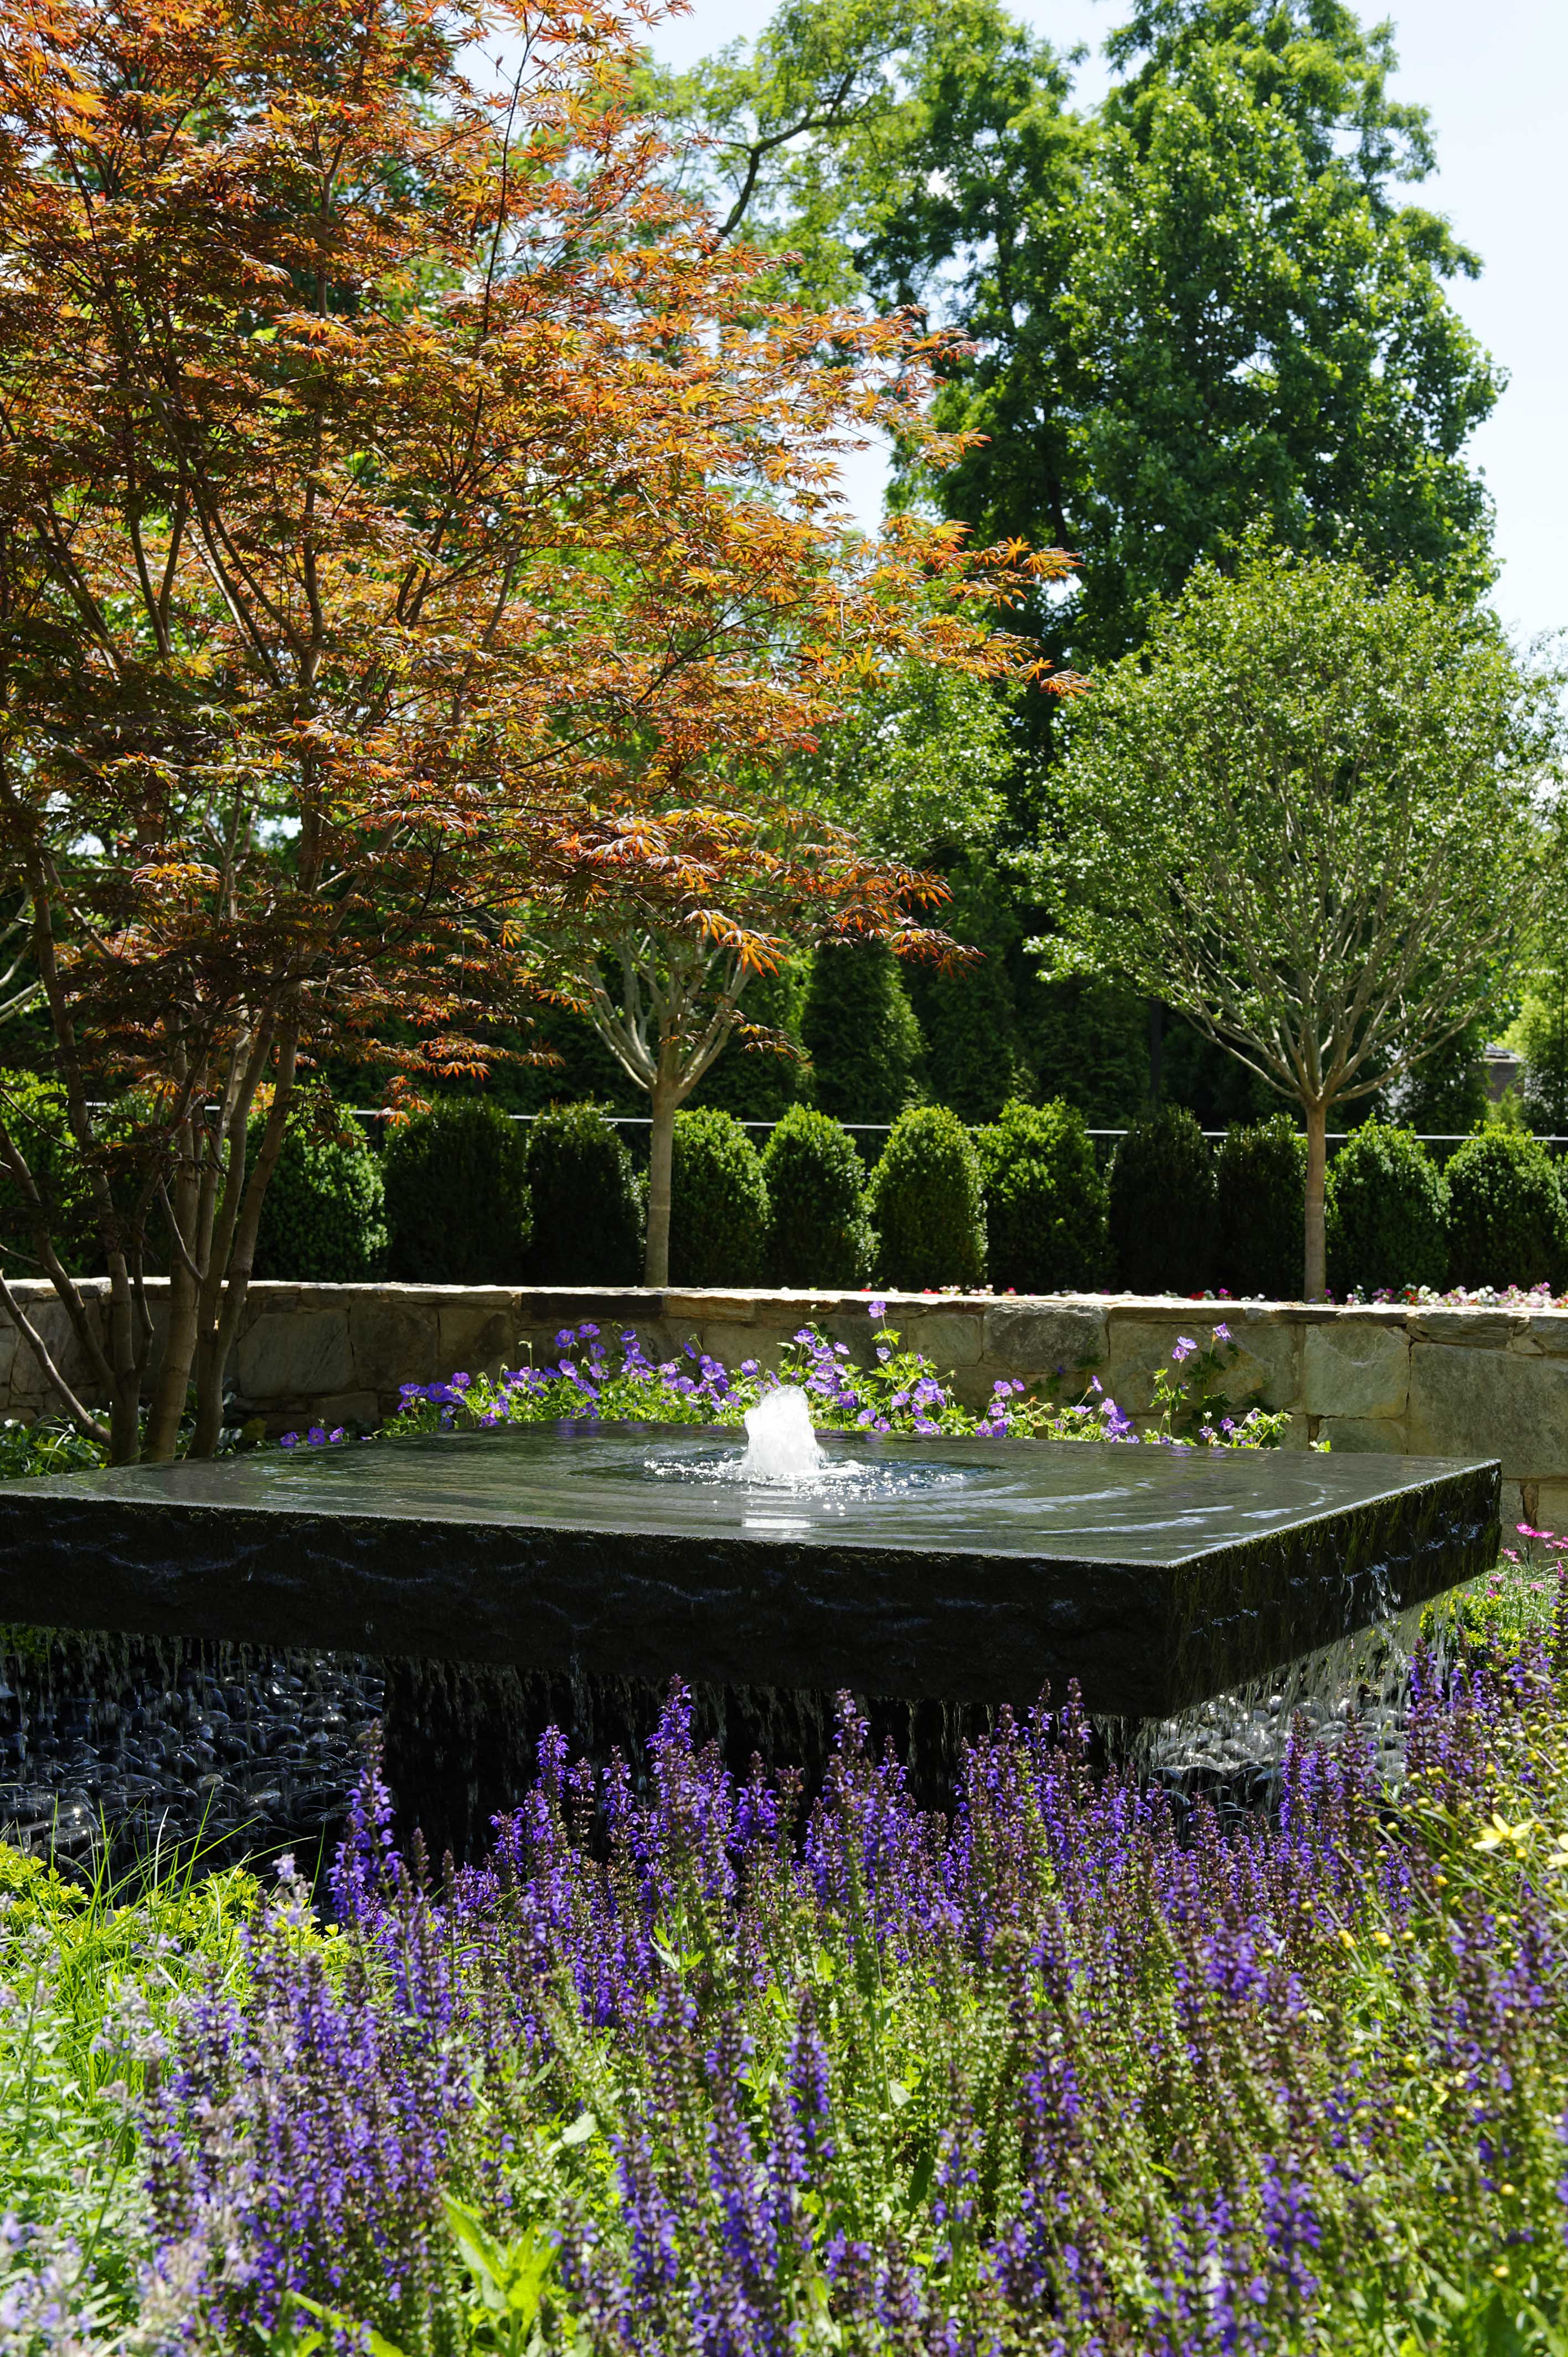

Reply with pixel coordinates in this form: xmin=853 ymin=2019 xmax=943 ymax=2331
xmin=1 ymin=1277 xmax=1548 ymax=1333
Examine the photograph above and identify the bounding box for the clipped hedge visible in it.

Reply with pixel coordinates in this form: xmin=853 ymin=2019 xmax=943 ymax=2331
xmin=669 ymin=1107 xmax=770 ymax=1285
xmin=1325 ymin=1122 xmax=1447 ymax=1295
xmin=381 ymin=1097 xmax=531 ymax=1283
xmin=761 ymin=1105 xmax=874 ymax=1288
xmin=867 ymin=1105 xmax=987 ymax=1291
xmin=251 ymin=1093 xmax=386 ymax=1282
xmin=1108 ymin=1107 xmax=1214 ymax=1293
xmin=1214 ymin=1115 xmax=1307 ymax=1299
xmin=524 ymin=1103 xmax=643 ymax=1284
xmin=976 ymin=1097 xmax=1108 ymax=1293
xmin=1446 ymin=1130 xmax=1568 ymax=1290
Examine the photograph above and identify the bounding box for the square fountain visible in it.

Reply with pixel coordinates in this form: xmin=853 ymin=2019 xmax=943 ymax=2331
xmin=0 ymin=1412 xmax=1498 ymax=1716
xmin=0 ymin=1400 xmax=1499 ymax=1853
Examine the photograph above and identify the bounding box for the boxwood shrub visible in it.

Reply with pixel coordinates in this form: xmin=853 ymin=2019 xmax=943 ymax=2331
xmin=1325 ymin=1121 xmax=1447 ymax=1295
xmin=524 ymin=1102 xmax=643 ymax=1284
xmin=669 ymin=1107 xmax=770 ymax=1285
xmin=1107 ymin=1107 xmax=1214 ymax=1293
xmin=1445 ymin=1130 xmax=1568 ymax=1290
xmin=760 ymin=1105 xmax=874 ymax=1288
xmin=1214 ymin=1115 xmax=1307 ymax=1299
xmin=867 ymin=1105 xmax=987 ymax=1291
xmin=251 ymin=1093 xmax=386 ymax=1282
xmin=976 ymin=1097 xmax=1108 ymax=1292
xmin=381 ymin=1097 xmax=531 ymax=1283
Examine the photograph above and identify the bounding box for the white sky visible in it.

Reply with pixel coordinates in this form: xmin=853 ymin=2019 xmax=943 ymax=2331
xmin=649 ymin=0 xmax=1566 ymax=649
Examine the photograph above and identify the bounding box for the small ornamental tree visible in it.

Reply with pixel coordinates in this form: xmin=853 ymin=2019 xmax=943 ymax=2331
xmin=1048 ymin=549 xmax=1555 ymax=1296
xmin=0 ymin=0 xmax=1059 ymax=1453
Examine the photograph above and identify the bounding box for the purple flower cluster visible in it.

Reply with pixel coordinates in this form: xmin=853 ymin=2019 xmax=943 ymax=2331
xmin=145 ymin=1637 xmax=1568 ymax=2350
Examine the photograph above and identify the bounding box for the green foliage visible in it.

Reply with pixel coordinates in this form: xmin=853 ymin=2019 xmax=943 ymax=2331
xmin=801 ymin=939 xmax=924 ymax=1123
xmin=760 ymin=1104 xmax=874 ymax=1287
xmin=0 ymin=1837 xmax=261 ymax=2342
xmin=976 ymin=1097 xmax=1109 ymax=1293
xmin=689 ymin=959 xmax=808 ymax=1123
xmin=0 ymin=1068 xmax=97 ymax=1275
xmin=1214 ymin=1116 xmax=1307 ymax=1299
xmin=866 ymin=1104 xmax=987 ymax=1290
xmin=1107 ymin=1106 xmax=1214 ymax=1292
xmin=1445 ymin=1132 xmax=1568 ymax=1291
xmin=1019 ymin=976 xmax=1149 ymax=1126
xmin=905 ymin=856 xmax=1028 ymax=1124
xmin=659 ymin=0 xmax=1502 ymax=667
xmin=669 ymin=1108 xmax=770 ymax=1285
xmin=1514 ymin=964 xmax=1568 ymax=1135
xmin=522 ymin=1103 xmax=643 ymax=1285
xmin=1325 ymin=1122 xmax=1448 ymax=1295
xmin=252 ymin=1095 xmax=386 ymax=1283
xmin=1391 ymin=1018 xmax=1493 ymax=1137
xmin=380 ymin=1098 xmax=532 ymax=1284
xmin=0 ymin=1416 xmax=106 ymax=1479
xmin=1049 ymin=550 xmax=1549 ymax=1107
xmin=791 ymin=662 xmax=1017 ymax=866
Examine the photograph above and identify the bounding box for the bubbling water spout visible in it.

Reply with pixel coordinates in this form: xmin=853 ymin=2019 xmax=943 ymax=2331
xmin=740 ymin=1386 xmax=826 ymax=1485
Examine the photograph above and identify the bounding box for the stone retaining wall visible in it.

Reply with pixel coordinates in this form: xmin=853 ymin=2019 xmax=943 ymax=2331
xmin=4 ymin=1281 xmax=1563 ymax=1531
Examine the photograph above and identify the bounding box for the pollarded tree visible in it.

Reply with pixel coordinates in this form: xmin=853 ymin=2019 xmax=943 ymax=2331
xmin=0 ymin=0 xmax=1043 ymax=1454
xmin=1044 ymin=547 xmax=1557 ymax=1296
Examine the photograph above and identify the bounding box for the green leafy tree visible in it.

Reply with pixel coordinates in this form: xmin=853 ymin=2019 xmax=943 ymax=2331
xmin=656 ymin=0 xmax=1502 ymax=668
xmin=905 ymin=858 xmax=1029 ymax=1123
xmin=1045 ymin=548 xmax=1555 ymax=1297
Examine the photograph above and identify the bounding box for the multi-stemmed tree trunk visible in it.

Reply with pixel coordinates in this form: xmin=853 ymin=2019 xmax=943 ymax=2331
xmin=0 ymin=0 xmax=1045 ymax=1453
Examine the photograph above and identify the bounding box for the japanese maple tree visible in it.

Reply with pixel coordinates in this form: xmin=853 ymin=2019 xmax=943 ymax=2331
xmin=0 ymin=0 xmax=1044 ymax=1456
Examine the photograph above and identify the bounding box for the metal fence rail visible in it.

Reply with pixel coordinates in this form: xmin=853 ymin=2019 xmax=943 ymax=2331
xmin=342 ymin=1109 xmax=1568 ymax=1150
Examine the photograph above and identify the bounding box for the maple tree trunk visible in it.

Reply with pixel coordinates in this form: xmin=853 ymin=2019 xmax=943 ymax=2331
xmin=189 ymin=1032 xmax=298 ymax=1457
xmin=1304 ymin=1098 xmax=1329 ymax=1301
xmin=142 ymin=1143 xmax=201 ymax=1462
xmin=644 ymin=1077 xmax=678 ymax=1287
xmin=104 ymin=1262 xmax=146 ymax=1464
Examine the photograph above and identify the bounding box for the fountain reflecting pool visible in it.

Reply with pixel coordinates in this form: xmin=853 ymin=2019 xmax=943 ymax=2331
xmin=0 ymin=1394 xmax=1500 ymax=1856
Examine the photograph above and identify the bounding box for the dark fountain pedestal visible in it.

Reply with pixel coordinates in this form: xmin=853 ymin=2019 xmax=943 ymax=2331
xmin=0 ymin=1424 xmax=1499 ymax=1858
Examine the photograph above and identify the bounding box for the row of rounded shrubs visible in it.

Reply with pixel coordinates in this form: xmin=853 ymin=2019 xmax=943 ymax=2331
xmin=7 ymin=1070 xmax=1560 ymax=1296
xmin=1110 ymin=1105 xmax=1568 ymax=1297
xmin=262 ymin=1095 xmax=1568 ymax=1298
xmin=253 ymin=1094 xmax=1108 ymax=1294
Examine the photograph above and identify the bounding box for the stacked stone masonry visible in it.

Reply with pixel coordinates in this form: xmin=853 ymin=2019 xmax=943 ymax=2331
xmin=2 ymin=1280 xmax=1561 ymax=1533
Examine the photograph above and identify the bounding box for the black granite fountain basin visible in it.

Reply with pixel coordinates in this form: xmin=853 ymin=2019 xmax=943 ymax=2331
xmin=0 ymin=1423 xmax=1499 ymax=1722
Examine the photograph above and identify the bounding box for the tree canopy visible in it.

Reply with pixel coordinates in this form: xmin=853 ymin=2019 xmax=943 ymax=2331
xmin=654 ymin=0 xmax=1502 ymax=666
xmin=1041 ymin=547 xmax=1557 ymax=1295
xmin=0 ymin=0 xmax=1049 ymax=1454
